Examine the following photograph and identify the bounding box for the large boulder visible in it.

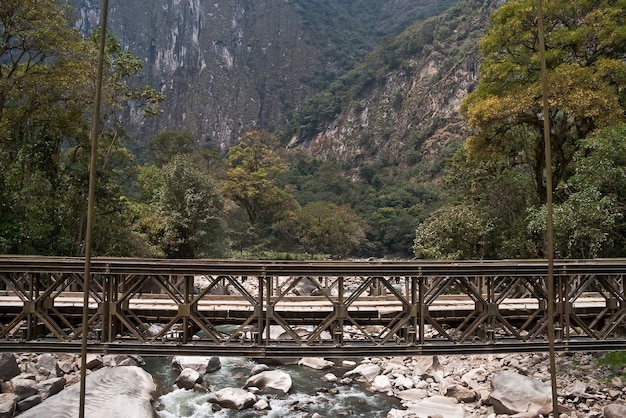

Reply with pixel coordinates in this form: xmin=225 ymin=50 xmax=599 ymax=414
xmin=172 ymin=356 xmax=219 ymax=375
xmin=0 ymin=353 xmax=20 ymax=381
xmin=298 ymin=357 xmax=334 ymax=370
xmin=371 ymin=374 xmax=393 ymax=393
xmin=37 ymin=377 xmax=66 ymax=400
xmin=244 ymin=370 xmax=292 ymax=393
xmin=0 ymin=393 xmax=19 ymax=418
xmin=412 ymin=356 xmax=444 ymax=384
xmin=343 ymin=363 xmax=381 ymax=383
xmin=207 ymin=388 xmax=256 ymax=411
xmin=8 ymin=377 xmax=38 ymax=401
xmin=175 ymin=368 xmax=202 ymax=390
xmin=489 ymin=371 xmax=552 ymax=416
xmin=18 ymin=366 xmax=156 ymax=418
xmin=35 ymin=353 xmax=60 ymax=378
xmin=605 ymin=403 xmax=626 ymax=418
xmin=405 ymin=395 xmax=465 ymax=418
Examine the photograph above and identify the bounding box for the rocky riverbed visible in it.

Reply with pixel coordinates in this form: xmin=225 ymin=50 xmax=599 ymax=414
xmin=1 ymin=350 xmax=626 ymax=417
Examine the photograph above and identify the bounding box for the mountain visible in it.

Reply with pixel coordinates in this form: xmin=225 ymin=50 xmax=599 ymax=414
xmin=69 ymin=0 xmax=459 ymax=149
xmin=288 ymin=0 xmax=503 ymax=169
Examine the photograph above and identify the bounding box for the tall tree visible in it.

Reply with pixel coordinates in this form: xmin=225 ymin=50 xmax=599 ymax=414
xmin=0 ymin=1 xmax=163 ymax=255
xmin=146 ymin=130 xmax=197 ymax=167
xmin=287 ymin=201 xmax=367 ymax=259
xmin=158 ymin=155 xmax=228 ymax=259
xmin=461 ymin=0 xmax=626 ymax=204
xmin=222 ymin=130 xmax=297 ymax=226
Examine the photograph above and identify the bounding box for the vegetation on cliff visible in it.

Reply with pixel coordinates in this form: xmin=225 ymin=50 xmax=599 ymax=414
xmin=2 ymin=0 xmax=625 ymax=260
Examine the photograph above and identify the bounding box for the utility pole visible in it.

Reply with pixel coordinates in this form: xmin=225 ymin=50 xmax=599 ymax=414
xmin=537 ymin=0 xmax=559 ymax=415
xmin=79 ymin=1 xmax=109 ymax=417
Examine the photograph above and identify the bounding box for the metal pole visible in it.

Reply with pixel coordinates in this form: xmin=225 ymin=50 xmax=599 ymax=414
xmin=537 ymin=0 xmax=559 ymax=415
xmin=79 ymin=1 xmax=109 ymax=416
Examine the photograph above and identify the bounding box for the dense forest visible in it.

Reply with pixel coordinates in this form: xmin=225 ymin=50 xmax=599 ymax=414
xmin=1 ymin=0 xmax=625 ymax=260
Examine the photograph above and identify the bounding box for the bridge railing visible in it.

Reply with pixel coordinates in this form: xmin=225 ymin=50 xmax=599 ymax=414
xmin=0 ymin=256 xmax=625 ymax=355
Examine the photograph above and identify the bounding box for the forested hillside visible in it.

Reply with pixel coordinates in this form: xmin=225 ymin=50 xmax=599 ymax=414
xmin=1 ymin=0 xmax=625 ymax=260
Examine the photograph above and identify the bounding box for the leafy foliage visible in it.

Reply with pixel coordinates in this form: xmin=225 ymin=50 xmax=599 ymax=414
xmin=462 ymin=0 xmax=626 ymax=203
xmin=157 ymin=155 xmax=228 ymax=258
xmin=283 ymin=201 xmax=367 ymax=259
xmin=422 ymin=0 xmax=626 ymax=260
xmin=0 ymin=1 xmax=163 ymax=256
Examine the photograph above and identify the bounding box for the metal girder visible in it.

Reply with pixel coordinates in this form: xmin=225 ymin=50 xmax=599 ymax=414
xmin=1 ymin=256 xmax=626 ymax=356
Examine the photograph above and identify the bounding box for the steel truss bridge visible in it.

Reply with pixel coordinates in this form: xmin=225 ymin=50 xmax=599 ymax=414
xmin=0 ymin=256 xmax=625 ymax=357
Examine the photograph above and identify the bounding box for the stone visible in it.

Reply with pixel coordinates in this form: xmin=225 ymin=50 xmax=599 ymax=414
xmin=371 ymin=375 xmax=393 ymax=392
xmin=10 ymin=377 xmax=38 ymax=401
xmin=37 ymin=377 xmax=66 ymax=400
xmin=254 ymin=398 xmax=271 ymax=411
xmin=35 ymin=353 xmax=59 ymax=378
xmin=298 ymin=357 xmax=334 ymax=370
xmin=322 ymin=373 xmax=338 ymax=383
xmin=206 ymin=356 xmax=221 ymax=373
xmin=85 ymin=354 xmax=103 ymax=369
xmin=343 ymin=363 xmax=381 ymax=382
xmin=489 ymin=371 xmax=552 ymax=416
xmin=102 ymin=354 xmax=143 ymax=368
xmin=207 ymin=388 xmax=256 ymax=411
xmin=564 ymin=381 xmax=588 ymax=399
xmin=393 ymin=375 xmax=414 ymax=390
xmin=605 ymin=403 xmax=626 ymax=418
xmin=406 ymin=395 xmax=464 ymax=418
xmin=175 ymin=368 xmax=201 ymax=390
xmin=445 ymin=384 xmax=477 ymax=403
xmin=395 ymin=388 xmax=428 ymax=402
xmin=412 ymin=356 xmax=443 ymax=384
xmin=0 ymin=354 xmax=20 ymax=381
xmin=250 ymin=364 xmax=270 ymax=375
xmin=18 ymin=366 xmax=156 ymax=418
xmin=244 ymin=370 xmax=292 ymax=393
xmin=172 ymin=356 xmax=216 ymax=375
xmin=0 ymin=393 xmax=19 ymax=418
xmin=16 ymin=394 xmax=41 ymax=412
xmin=56 ymin=354 xmax=78 ymax=374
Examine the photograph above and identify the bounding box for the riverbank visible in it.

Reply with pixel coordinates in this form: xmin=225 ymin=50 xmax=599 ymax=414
xmin=2 ymin=351 xmax=626 ymax=417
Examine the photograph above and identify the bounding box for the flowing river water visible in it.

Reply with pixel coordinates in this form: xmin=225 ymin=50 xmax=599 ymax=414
xmin=143 ymin=356 xmax=402 ymax=417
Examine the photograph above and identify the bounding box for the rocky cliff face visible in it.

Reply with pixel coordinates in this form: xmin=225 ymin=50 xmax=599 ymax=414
xmin=70 ymin=0 xmax=457 ymax=149
xmin=299 ymin=0 xmax=502 ymax=168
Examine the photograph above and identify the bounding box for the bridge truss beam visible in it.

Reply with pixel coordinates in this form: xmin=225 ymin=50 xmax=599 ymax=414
xmin=0 ymin=256 xmax=625 ymax=357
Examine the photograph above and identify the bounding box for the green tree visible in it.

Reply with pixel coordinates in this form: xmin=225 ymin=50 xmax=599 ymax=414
xmin=0 ymin=1 xmax=163 ymax=255
xmin=146 ymin=130 xmax=197 ymax=167
xmin=413 ymin=203 xmax=494 ymax=260
xmin=461 ymin=0 xmax=626 ymax=204
xmin=158 ymin=155 xmax=228 ymax=258
xmin=527 ymin=125 xmax=626 ymax=258
xmin=223 ymin=130 xmax=297 ymax=226
xmin=288 ymin=201 xmax=366 ymax=259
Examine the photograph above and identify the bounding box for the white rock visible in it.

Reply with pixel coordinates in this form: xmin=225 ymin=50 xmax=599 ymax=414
xmin=207 ymin=387 xmax=256 ymax=411
xmin=394 ymin=376 xmax=414 ymax=390
xmin=175 ymin=368 xmax=201 ymax=390
xmin=371 ymin=375 xmax=393 ymax=392
xmin=244 ymin=370 xmax=292 ymax=393
xmin=298 ymin=357 xmax=335 ymax=370
xmin=406 ymin=395 xmax=464 ymax=418
xmin=344 ymin=363 xmax=381 ymax=382
xmin=171 ymin=356 xmax=217 ymax=375
xmin=395 ymin=388 xmax=428 ymax=402
xmin=322 ymin=373 xmax=338 ymax=383
xmin=489 ymin=371 xmax=552 ymax=416
xmin=18 ymin=366 xmax=156 ymax=418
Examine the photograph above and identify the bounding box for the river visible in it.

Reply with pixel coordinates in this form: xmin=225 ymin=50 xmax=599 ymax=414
xmin=143 ymin=356 xmax=402 ymax=417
